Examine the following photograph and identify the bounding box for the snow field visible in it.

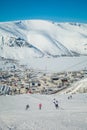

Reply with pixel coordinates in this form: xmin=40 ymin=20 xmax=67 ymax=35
xmin=0 ymin=93 xmax=87 ymax=130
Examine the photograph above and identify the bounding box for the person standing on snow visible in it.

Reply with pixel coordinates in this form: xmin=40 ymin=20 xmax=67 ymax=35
xmin=53 ymin=99 xmax=59 ymax=109
xmin=39 ymin=103 xmax=42 ymax=110
xmin=26 ymin=104 xmax=29 ymax=110
xmin=55 ymin=100 xmax=59 ymax=109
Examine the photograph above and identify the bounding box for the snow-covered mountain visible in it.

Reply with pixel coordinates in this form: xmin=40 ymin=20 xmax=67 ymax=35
xmin=0 ymin=20 xmax=87 ymax=59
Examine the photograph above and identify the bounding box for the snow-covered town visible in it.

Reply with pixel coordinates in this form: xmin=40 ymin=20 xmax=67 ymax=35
xmin=0 ymin=56 xmax=87 ymax=96
xmin=0 ymin=55 xmax=87 ymax=95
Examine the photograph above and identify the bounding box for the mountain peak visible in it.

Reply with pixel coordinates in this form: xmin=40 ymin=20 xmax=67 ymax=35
xmin=0 ymin=19 xmax=87 ymax=59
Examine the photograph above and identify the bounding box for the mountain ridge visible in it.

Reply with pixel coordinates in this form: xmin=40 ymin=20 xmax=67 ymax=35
xmin=0 ymin=19 xmax=87 ymax=59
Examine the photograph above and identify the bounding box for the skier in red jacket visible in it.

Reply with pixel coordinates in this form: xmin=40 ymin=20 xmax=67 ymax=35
xmin=39 ymin=103 xmax=42 ymax=110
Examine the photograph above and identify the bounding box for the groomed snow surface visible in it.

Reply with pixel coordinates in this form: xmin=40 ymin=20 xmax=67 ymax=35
xmin=0 ymin=93 xmax=87 ymax=130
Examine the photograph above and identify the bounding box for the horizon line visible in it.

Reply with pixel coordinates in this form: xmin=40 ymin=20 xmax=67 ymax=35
xmin=0 ymin=18 xmax=87 ymax=24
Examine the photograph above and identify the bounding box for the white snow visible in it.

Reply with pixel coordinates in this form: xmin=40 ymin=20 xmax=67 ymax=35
xmin=0 ymin=20 xmax=87 ymax=59
xmin=0 ymin=20 xmax=87 ymax=130
xmin=0 ymin=93 xmax=87 ymax=130
xmin=64 ymin=77 xmax=87 ymax=94
xmin=20 ymin=56 xmax=87 ymax=73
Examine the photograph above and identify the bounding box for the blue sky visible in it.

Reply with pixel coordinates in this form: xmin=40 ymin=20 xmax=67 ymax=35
xmin=0 ymin=0 xmax=87 ymax=23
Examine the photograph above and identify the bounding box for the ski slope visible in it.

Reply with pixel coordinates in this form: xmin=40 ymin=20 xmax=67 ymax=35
xmin=0 ymin=93 xmax=87 ymax=130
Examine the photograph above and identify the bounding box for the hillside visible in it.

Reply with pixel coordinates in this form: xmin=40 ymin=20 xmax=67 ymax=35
xmin=0 ymin=20 xmax=87 ymax=59
xmin=64 ymin=77 xmax=87 ymax=94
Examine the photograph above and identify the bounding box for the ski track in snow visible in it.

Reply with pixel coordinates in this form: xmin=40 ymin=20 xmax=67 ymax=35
xmin=0 ymin=94 xmax=87 ymax=130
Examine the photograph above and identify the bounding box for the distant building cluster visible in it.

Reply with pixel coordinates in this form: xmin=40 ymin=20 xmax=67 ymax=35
xmin=0 ymin=59 xmax=87 ymax=96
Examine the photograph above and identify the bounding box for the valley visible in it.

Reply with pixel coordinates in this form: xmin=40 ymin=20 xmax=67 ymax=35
xmin=0 ymin=56 xmax=87 ymax=95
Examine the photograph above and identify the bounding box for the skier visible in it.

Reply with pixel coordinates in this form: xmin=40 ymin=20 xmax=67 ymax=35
xmin=26 ymin=104 xmax=29 ymax=110
xmin=55 ymin=100 xmax=59 ymax=109
xmin=39 ymin=103 xmax=42 ymax=110
xmin=53 ymin=99 xmax=59 ymax=109
xmin=68 ymin=95 xmax=72 ymax=99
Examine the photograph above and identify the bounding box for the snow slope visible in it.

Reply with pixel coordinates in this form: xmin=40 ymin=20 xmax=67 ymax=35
xmin=65 ymin=77 xmax=87 ymax=94
xmin=0 ymin=93 xmax=87 ymax=130
xmin=0 ymin=20 xmax=87 ymax=59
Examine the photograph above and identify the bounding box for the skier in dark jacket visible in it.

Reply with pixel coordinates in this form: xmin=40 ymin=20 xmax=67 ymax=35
xmin=55 ymin=100 xmax=59 ymax=109
xmin=26 ymin=104 xmax=29 ymax=110
xmin=53 ymin=99 xmax=59 ymax=109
